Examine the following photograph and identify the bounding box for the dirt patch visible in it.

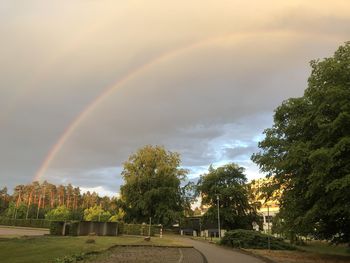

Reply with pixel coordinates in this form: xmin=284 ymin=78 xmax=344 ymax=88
xmin=84 ymin=246 xmax=206 ymax=263
xmin=85 ymin=246 xmax=181 ymax=263
xmin=246 ymin=249 xmax=350 ymax=263
xmin=0 ymin=226 xmax=49 ymax=237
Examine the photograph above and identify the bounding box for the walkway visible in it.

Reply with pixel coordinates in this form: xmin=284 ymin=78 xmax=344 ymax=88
xmin=176 ymin=237 xmax=264 ymax=263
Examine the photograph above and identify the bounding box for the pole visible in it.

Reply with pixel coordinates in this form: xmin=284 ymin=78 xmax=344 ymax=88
xmin=267 ymin=205 xmax=270 ymax=250
xmin=149 ymin=217 xmax=152 ymax=237
xmin=217 ymin=195 xmax=221 ymax=239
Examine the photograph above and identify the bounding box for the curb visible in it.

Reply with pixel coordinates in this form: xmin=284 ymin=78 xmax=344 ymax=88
xmin=192 ymin=247 xmax=208 ymax=263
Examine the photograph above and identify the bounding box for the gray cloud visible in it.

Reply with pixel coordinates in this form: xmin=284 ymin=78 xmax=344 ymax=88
xmin=0 ymin=1 xmax=349 ymax=194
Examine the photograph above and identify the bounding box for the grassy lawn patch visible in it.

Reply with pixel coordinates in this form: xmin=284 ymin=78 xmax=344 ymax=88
xmin=246 ymin=241 xmax=350 ymax=263
xmin=0 ymin=235 xmax=185 ymax=263
xmin=297 ymin=240 xmax=350 ymax=257
xmin=245 ymin=249 xmax=350 ymax=263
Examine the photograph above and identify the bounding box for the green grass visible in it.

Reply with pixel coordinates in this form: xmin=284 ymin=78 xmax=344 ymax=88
xmin=297 ymin=240 xmax=350 ymax=257
xmin=0 ymin=235 xmax=185 ymax=263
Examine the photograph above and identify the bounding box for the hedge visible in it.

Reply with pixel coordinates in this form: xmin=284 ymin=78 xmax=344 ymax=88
xmin=0 ymin=217 xmax=51 ymax=228
xmin=122 ymin=223 xmax=160 ymax=236
xmin=220 ymin=229 xmax=296 ymax=250
xmin=49 ymin=221 xmax=65 ymax=235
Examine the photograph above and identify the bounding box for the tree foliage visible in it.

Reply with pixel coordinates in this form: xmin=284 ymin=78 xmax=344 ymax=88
xmin=252 ymin=42 xmax=350 ymax=243
xmin=45 ymin=205 xmax=71 ymax=221
xmin=0 ymin=181 xmax=123 ymax=221
xmin=83 ymin=205 xmax=111 ymax=222
xmin=120 ymin=145 xmax=188 ymax=226
xmin=197 ymin=163 xmax=259 ymax=230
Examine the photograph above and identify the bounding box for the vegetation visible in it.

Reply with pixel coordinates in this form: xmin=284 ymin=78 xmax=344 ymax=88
xmin=197 ymin=163 xmax=260 ymax=230
xmin=252 ymin=42 xmax=350 ymax=244
xmin=45 ymin=206 xmax=71 ymax=221
xmin=120 ymin=145 xmax=190 ymax=226
xmin=83 ymin=206 xmax=111 ymax=222
xmin=0 ymin=217 xmax=50 ymax=228
xmin=297 ymin=240 xmax=350 ymax=257
xmin=0 ymin=235 xmax=183 ymax=263
xmin=220 ymin=229 xmax=295 ymax=250
xmin=0 ymin=181 xmax=121 ymax=222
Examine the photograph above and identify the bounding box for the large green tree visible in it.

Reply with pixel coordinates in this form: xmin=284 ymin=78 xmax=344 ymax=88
xmin=120 ymin=145 xmax=188 ymax=226
xmin=252 ymin=42 xmax=350 ymax=243
xmin=197 ymin=163 xmax=259 ymax=230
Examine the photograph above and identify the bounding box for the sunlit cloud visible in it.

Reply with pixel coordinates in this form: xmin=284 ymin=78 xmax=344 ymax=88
xmin=0 ymin=0 xmax=349 ymax=195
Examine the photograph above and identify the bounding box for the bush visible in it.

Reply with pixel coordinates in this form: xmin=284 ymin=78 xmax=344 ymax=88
xmin=83 ymin=206 xmax=111 ymax=222
xmin=45 ymin=206 xmax=71 ymax=221
xmin=49 ymin=221 xmax=65 ymax=235
xmin=220 ymin=229 xmax=296 ymax=250
xmin=68 ymin=221 xmax=79 ymax=236
xmin=118 ymin=222 xmax=124 ymax=235
xmin=0 ymin=217 xmax=51 ymax=228
xmin=121 ymin=223 xmax=160 ymax=236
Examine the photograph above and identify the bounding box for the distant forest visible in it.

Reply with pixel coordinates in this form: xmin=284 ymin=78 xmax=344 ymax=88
xmin=0 ymin=181 xmax=121 ymax=220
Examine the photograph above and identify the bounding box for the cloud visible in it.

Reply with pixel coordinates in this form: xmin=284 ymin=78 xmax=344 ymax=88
xmin=0 ymin=0 xmax=349 ymax=194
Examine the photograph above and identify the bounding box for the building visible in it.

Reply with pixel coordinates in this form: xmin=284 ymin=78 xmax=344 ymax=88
xmin=249 ymin=177 xmax=281 ymax=233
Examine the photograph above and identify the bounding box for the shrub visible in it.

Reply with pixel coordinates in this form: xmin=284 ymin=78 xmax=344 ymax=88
xmin=117 ymin=221 xmax=124 ymax=235
xmin=220 ymin=229 xmax=296 ymax=250
xmin=0 ymin=217 xmax=50 ymax=228
xmin=85 ymin=239 xmax=95 ymax=244
xmin=45 ymin=206 xmax=71 ymax=221
xmin=121 ymin=223 xmax=160 ymax=236
xmin=68 ymin=221 xmax=79 ymax=236
xmin=49 ymin=221 xmax=65 ymax=235
xmin=83 ymin=206 xmax=111 ymax=222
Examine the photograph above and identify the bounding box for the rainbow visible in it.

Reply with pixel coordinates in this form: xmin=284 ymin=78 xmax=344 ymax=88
xmin=33 ymin=30 xmax=298 ymax=182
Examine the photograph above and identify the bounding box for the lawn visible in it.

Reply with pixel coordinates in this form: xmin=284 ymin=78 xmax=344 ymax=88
xmin=245 ymin=241 xmax=350 ymax=263
xmin=297 ymin=240 xmax=350 ymax=256
xmin=0 ymin=235 xmax=185 ymax=263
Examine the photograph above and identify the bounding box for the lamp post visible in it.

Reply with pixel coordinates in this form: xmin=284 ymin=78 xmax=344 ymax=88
xmin=217 ymin=195 xmax=221 ymax=239
xmin=267 ymin=204 xmax=270 ymax=250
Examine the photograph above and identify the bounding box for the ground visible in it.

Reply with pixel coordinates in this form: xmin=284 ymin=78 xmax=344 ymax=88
xmin=82 ymin=247 xmax=204 ymax=263
xmin=0 ymin=225 xmax=49 ymax=238
xmin=0 ymin=226 xmax=187 ymax=263
xmin=1 ymin=226 xmax=349 ymax=263
xmin=246 ymin=249 xmax=350 ymax=263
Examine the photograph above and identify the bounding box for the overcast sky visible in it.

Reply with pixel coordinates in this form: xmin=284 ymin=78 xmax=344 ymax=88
xmin=1 ymin=0 xmax=349 ymax=196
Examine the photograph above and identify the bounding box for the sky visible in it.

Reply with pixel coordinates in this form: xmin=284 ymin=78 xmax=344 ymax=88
xmin=0 ymin=0 xmax=349 ymax=196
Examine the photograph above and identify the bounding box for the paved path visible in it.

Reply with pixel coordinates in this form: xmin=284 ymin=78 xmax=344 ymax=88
xmin=175 ymin=237 xmax=264 ymax=263
xmin=0 ymin=225 xmax=49 ymax=236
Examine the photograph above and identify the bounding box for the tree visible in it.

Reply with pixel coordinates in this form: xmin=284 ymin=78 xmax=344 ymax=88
xmin=120 ymin=145 xmax=188 ymax=226
xmin=108 ymin=209 xmax=125 ymax=222
xmin=252 ymin=42 xmax=350 ymax=244
xmin=45 ymin=205 xmax=71 ymax=221
xmin=83 ymin=205 xmax=111 ymax=222
xmin=0 ymin=187 xmax=10 ymax=214
xmin=197 ymin=163 xmax=259 ymax=230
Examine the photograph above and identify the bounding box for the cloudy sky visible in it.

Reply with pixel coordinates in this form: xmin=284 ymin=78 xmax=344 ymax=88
xmin=1 ymin=0 xmax=349 ymax=196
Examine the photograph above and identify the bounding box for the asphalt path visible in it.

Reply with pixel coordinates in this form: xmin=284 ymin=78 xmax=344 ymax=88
xmin=175 ymin=237 xmax=264 ymax=263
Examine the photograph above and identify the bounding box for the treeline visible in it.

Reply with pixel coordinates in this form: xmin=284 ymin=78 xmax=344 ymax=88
xmin=0 ymin=182 xmax=121 ymax=221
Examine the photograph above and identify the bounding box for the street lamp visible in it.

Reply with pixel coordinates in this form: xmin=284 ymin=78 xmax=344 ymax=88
xmin=217 ymin=195 xmax=221 ymax=239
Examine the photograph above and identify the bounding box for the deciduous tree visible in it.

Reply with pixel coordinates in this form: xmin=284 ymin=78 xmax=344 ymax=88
xmin=252 ymin=42 xmax=350 ymax=244
xmin=197 ymin=163 xmax=259 ymax=230
xmin=120 ymin=145 xmax=188 ymax=226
